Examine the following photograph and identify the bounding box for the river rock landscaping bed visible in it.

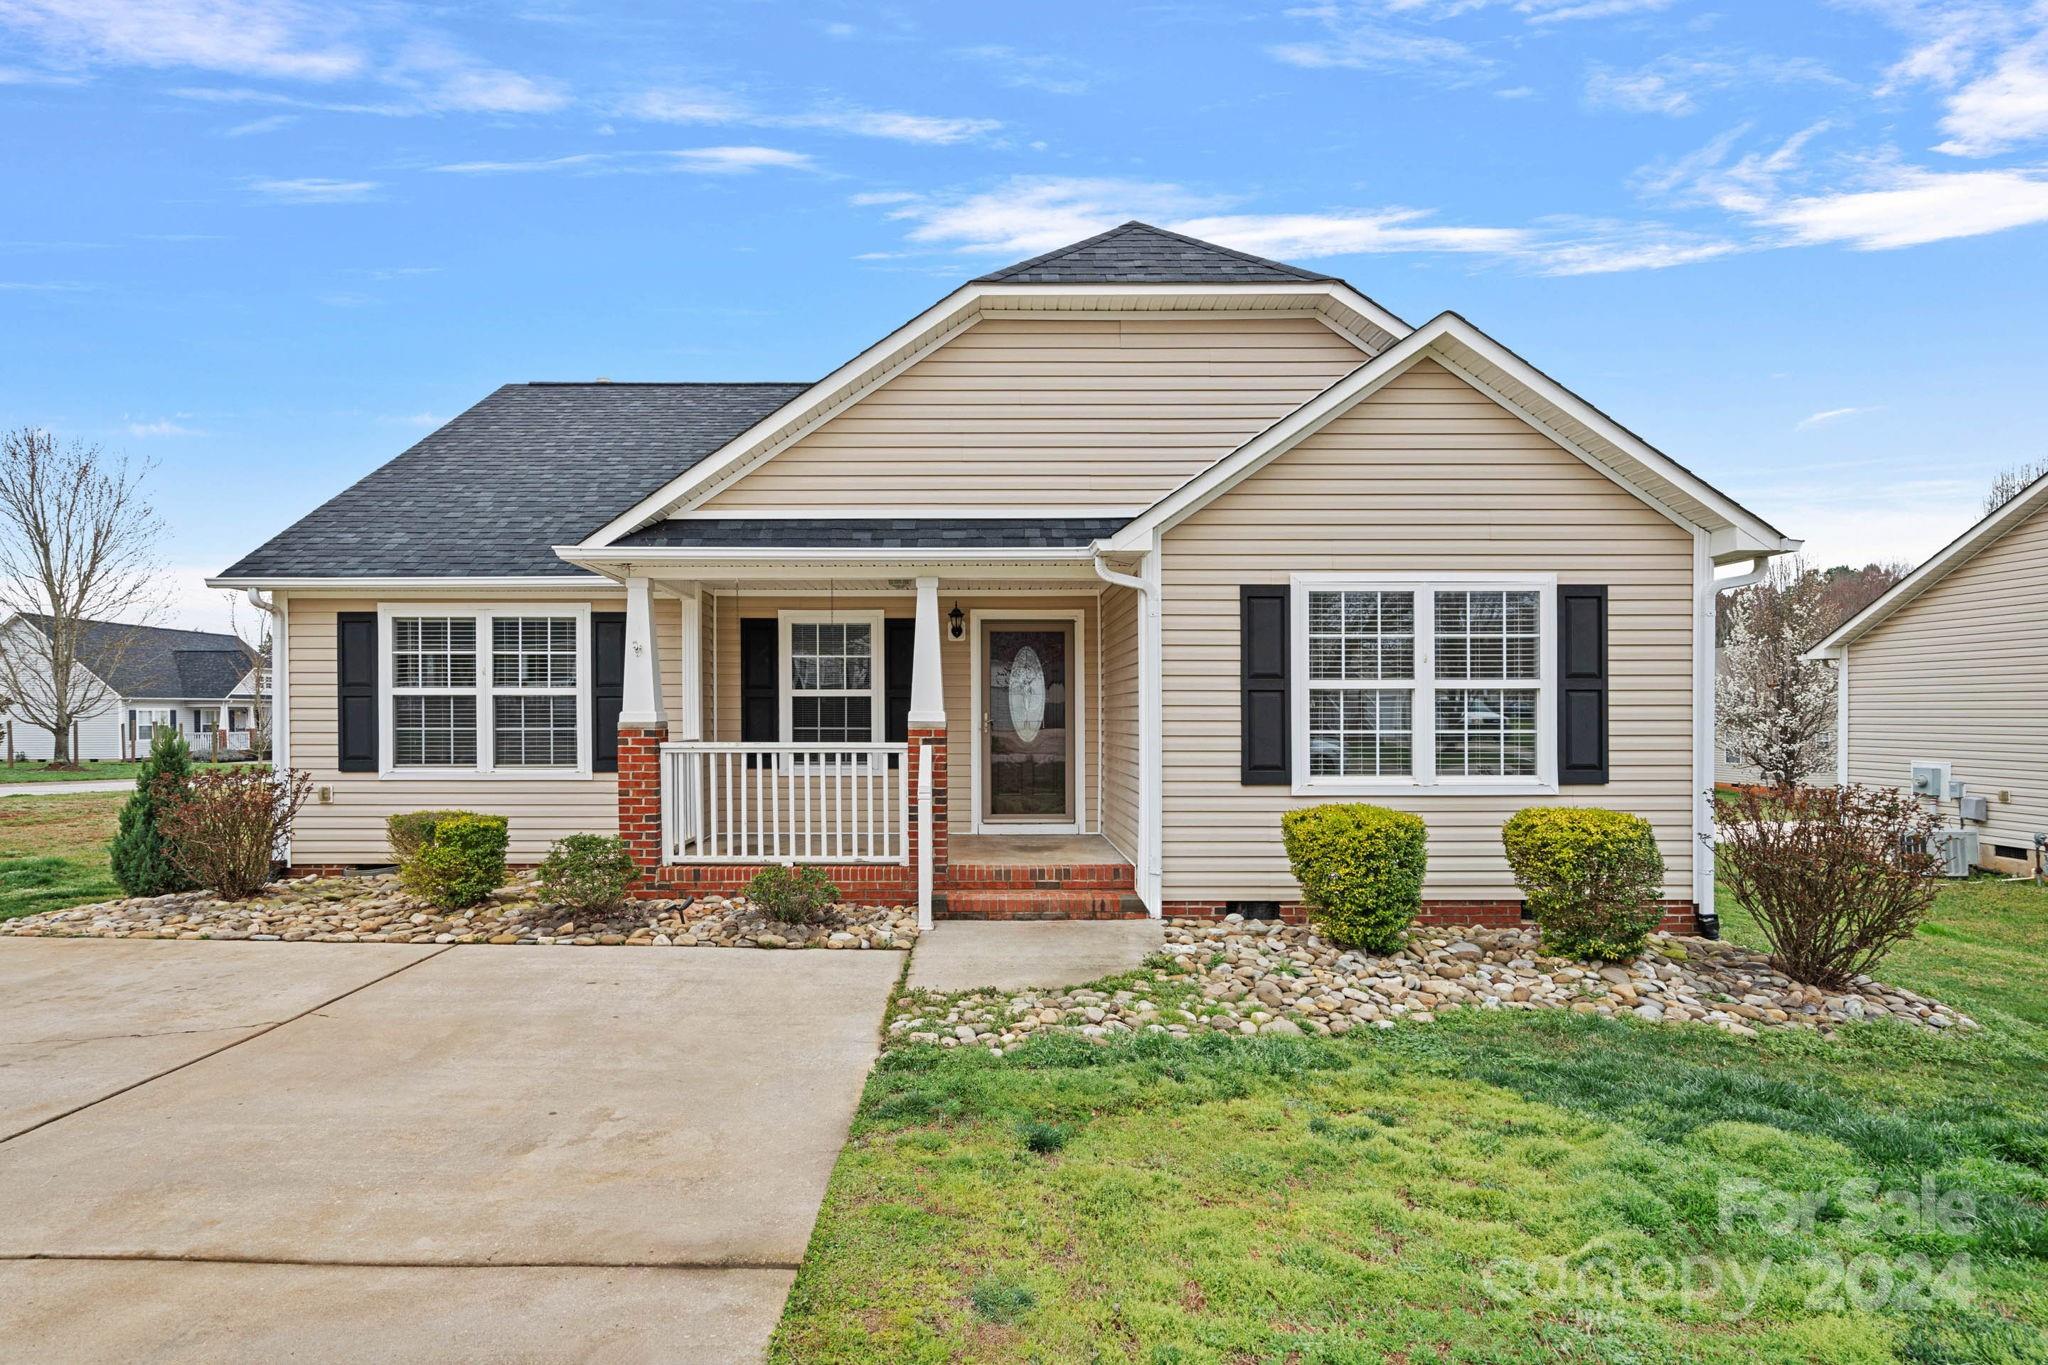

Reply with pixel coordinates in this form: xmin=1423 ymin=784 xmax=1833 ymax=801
xmin=888 ymin=916 xmax=1975 ymax=1051
xmin=0 ymin=873 xmax=918 ymax=949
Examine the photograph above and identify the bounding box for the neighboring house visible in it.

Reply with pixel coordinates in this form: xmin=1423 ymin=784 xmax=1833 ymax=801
xmin=0 ymin=615 xmax=264 ymax=762
xmin=210 ymin=222 xmax=1798 ymax=931
xmin=1808 ymin=472 xmax=2048 ymax=875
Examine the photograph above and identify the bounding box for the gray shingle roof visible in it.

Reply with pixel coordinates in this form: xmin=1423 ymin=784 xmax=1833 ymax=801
xmin=974 ymin=221 xmax=1336 ymax=285
xmin=218 ymin=382 xmax=810 ymax=579
xmin=19 ymin=616 xmax=255 ymax=700
xmin=610 ymin=517 xmax=1129 ymax=549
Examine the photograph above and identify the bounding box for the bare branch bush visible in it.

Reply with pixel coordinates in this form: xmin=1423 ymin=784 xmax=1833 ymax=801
xmin=157 ymin=766 xmax=313 ymax=899
xmin=1716 ymin=784 xmax=1939 ymax=989
xmin=0 ymin=428 xmax=166 ymax=765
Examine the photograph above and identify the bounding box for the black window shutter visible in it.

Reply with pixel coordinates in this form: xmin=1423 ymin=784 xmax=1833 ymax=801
xmin=1557 ymin=585 xmax=1609 ymax=785
xmin=740 ymin=618 xmax=778 ymax=743
xmin=884 ymin=619 xmax=915 ymax=743
xmin=1240 ymin=585 xmax=1291 ymax=786
xmin=336 ymin=612 xmax=378 ymax=773
xmin=590 ymin=611 xmax=625 ymax=773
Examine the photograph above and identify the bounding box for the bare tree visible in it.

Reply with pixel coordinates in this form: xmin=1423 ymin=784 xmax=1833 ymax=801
xmin=0 ymin=429 xmax=165 ymax=765
xmin=1717 ymin=557 xmax=1838 ymax=788
xmin=1984 ymin=459 xmax=2048 ymax=515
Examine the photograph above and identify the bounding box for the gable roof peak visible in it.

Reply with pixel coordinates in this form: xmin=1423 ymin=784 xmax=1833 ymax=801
xmin=973 ymin=220 xmax=1338 ymax=286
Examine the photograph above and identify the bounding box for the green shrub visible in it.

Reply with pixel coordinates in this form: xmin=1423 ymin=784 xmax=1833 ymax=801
xmin=1280 ymin=803 xmax=1426 ymax=952
xmin=397 ymin=812 xmax=509 ymax=909
xmin=386 ymin=809 xmax=469 ymax=864
xmin=109 ymin=727 xmax=197 ymax=897
xmin=1501 ymin=806 xmax=1666 ymax=960
xmin=746 ymin=863 xmax=839 ymax=925
xmin=536 ymin=834 xmax=639 ymax=913
xmin=1020 ymin=1121 xmax=1069 ymax=1154
xmin=158 ymin=767 xmax=313 ymax=900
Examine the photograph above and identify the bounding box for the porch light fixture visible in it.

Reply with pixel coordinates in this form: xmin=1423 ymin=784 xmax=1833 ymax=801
xmin=948 ymin=603 xmax=965 ymax=640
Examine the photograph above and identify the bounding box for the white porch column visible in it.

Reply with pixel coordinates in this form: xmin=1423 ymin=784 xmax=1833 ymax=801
xmin=909 ymin=576 xmax=945 ymax=725
xmin=621 ymin=574 xmax=667 ymax=727
xmin=676 ymin=585 xmax=702 ymax=742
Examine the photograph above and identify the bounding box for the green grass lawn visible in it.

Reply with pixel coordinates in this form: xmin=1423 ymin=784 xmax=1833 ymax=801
xmin=0 ymin=758 xmax=248 ymax=785
xmin=774 ymin=880 xmax=2048 ymax=1363
xmin=0 ymin=791 xmax=125 ymax=918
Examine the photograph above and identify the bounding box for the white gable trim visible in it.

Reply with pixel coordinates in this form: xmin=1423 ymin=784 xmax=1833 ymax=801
xmin=576 ymin=280 xmax=1410 ymax=549
xmin=1807 ymin=468 xmax=2048 ymax=659
xmin=1101 ymin=312 xmax=1797 ymax=559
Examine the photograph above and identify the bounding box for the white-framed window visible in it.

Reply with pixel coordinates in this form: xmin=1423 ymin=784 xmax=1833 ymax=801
xmin=1290 ymin=574 xmax=1555 ymax=795
xmin=133 ymin=707 xmax=174 ymax=741
xmin=778 ymin=610 xmax=885 ymax=757
xmin=192 ymin=710 xmax=217 ymax=734
xmin=379 ymin=604 xmax=591 ymax=777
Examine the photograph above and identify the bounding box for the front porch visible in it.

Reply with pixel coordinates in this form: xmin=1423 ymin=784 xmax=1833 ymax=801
xmin=596 ymin=559 xmax=1153 ymax=925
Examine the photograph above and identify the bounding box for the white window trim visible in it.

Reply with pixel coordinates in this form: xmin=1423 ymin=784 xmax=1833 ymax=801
xmin=776 ymin=609 xmax=886 ymax=758
xmin=1289 ymin=572 xmax=1557 ymax=797
xmin=968 ymin=608 xmax=1089 ymax=836
xmin=376 ymin=602 xmax=593 ymax=780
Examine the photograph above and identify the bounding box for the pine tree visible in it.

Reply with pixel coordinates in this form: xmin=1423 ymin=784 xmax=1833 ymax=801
xmin=109 ymin=727 xmax=197 ymax=897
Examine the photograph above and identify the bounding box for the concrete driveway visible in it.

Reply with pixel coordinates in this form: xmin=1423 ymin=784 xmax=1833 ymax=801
xmin=0 ymin=939 xmax=899 ymax=1363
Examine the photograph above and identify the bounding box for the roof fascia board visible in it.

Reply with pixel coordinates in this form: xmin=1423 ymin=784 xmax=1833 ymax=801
xmin=667 ymin=505 xmax=1142 ymax=521
xmin=556 ymin=545 xmax=1094 ymax=565
xmin=577 ymin=279 xmax=1413 ymax=548
xmin=1107 ymin=312 xmax=1790 ymax=554
xmin=204 ymin=575 xmax=618 ymax=591
xmin=1808 ymin=472 xmax=2048 ymax=658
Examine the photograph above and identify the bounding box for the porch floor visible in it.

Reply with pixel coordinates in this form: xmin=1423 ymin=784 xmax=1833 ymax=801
xmin=947 ymin=834 xmax=1130 ymax=867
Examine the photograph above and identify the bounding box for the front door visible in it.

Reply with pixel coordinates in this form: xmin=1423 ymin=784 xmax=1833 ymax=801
xmin=982 ymin=623 xmax=1073 ymax=824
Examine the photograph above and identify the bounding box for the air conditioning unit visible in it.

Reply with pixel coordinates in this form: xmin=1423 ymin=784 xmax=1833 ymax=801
xmin=1929 ymin=827 xmax=1978 ymax=878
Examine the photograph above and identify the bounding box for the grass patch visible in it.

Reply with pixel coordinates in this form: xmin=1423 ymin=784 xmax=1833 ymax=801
xmin=0 ymin=791 xmax=124 ymax=918
xmin=774 ymin=881 xmax=2048 ymax=1363
xmin=0 ymin=759 xmax=250 ymax=785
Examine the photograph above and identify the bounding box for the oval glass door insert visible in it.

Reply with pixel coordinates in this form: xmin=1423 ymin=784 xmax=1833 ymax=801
xmin=1007 ymin=645 xmax=1046 ymax=745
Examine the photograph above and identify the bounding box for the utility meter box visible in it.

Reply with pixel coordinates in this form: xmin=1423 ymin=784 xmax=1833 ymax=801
xmin=1959 ymin=793 xmax=1991 ymax=823
xmin=1911 ymin=762 xmax=1950 ymax=798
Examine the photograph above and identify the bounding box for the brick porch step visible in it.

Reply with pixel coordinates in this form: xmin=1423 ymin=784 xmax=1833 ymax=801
xmin=932 ymin=890 xmax=1149 ymax=921
xmin=940 ymin=861 xmax=1136 ymax=892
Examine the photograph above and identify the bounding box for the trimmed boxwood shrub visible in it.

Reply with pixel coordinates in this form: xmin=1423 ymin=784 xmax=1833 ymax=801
xmin=537 ymin=833 xmax=639 ymax=913
xmin=1280 ymin=803 xmax=1427 ymax=952
xmin=396 ymin=811 xmax=509 ymax=909
xmin=1501 ymin=806 xmax=1665 ymax=961
xmin=386 ymin=809 xmax=469 ymax=864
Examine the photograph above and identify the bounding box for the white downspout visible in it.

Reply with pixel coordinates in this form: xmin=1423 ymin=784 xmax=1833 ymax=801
xmin=1092 ymin=544 xmax=1162 ymax=915
xmin=1695 ymin=549 xmax=1770 ymax=936
xmin=246 ymin=587 xmax=289 ymax=866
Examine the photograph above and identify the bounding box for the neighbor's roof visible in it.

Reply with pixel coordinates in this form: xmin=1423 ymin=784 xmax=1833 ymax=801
xmin=610 ymin=517 xmax=1129 ymax=550
xmin=217 ymin=382 xmax=810 ymax=579
xmin=973 ymin=221 xmax=1337 ymax=285
xmin=1808 ymin=468 xmax=2048 ymax=658
xmin=16 ymin=616 xmax=255 ymax=699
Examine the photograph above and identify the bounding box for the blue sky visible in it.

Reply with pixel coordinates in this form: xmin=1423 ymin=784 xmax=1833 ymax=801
xmin=4 ymin=0 xmax=2046 ymax=631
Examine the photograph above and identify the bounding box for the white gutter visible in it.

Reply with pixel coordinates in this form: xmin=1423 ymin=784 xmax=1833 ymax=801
xmin=1693 ymin=551 xmax=1771 ymax=936
xmin=1093 ymin=545 xmax=1162 ymax=915
xmin=244 ymin=587 xmax=290 ymax=863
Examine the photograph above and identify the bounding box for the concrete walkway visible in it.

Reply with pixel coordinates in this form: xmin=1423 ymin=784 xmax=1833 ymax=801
xmin=906 ymin=919 xmax=1166 ymax=993
xmin=0 ymin=938 xmax=900 ymax=1362
xmin=0 ymin=778 xmax=132 ymax=797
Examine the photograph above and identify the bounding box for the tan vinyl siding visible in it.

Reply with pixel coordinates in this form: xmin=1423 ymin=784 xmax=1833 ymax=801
xmin=1844 ymin=496 xmax=2048 ymax=857
xmin=1100 ymin=583 xmax=1141 ymax=861
xmin=285 ymin=589 xmax=681 ymax=865
xmin=706 ymin=592 xmax=1108 ymax=832
xmin=698 ymin=316 xmax=1367 ymax=513
xmin=1158 ymin=358 xmax=1697 ymax=903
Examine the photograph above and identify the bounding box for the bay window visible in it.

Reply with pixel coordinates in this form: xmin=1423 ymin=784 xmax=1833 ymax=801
xmin=381 ymin=605 xmax=589 ymax=776
xmin=1291 ymin=575 xmax=1554 ymax=792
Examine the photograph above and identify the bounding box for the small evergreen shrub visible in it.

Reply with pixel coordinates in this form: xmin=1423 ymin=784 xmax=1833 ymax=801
xmin=109 ymin=727 xmax=197 ymax=897
xmin=536 ymin=834 xmax=639 ymax=913
xmin=158 ymin=767 xmax=313 ymax=899
xmin=397 ymin=812 xmax=509 ymax=909
xmin=1020 ymin=1121 xmax=1069 ymax=1154
xmin=386 ymin=809 xmax=468 ymax=864
xmin=1502 ymin=807 xmax=1666 ymax=961
xmin=746 ymin=863 xmax=839 ymax=924
xmin=1280 ymin=803 xmax=1427 ymax=952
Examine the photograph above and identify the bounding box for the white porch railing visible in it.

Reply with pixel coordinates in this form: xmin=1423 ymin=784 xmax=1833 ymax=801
xmin=661 ymin=742 xmax=909 ymax=864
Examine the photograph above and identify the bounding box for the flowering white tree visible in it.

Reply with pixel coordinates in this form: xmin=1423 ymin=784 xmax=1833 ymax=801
xmin=1717 ymin=559 xmax=1837 ymax=789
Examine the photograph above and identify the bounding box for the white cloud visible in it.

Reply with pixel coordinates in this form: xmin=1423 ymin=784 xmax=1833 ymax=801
xmin=619 ymin=89 xmax=999 ymax=144
xmin=125 ymin=417 xmax=202 ymax=437
xmin=875 ymin=178 xmax=1229 ymax=256
xmin=1585 ymin=53 xmax=1847 ymax=118
xmin=223 ymin=112 xmax=296 ymax=136
xmin=1172 ymin=209 xmax=1530 ymax=258
xmin=249 ymin=176 xmax=378 ymax=203
xmin=668 ymin=146 xmax=815 ymax=174
xmin=435 ymin=152 xmax=606 ymax=174
xmin=1740 ymin=475 xmax=1980 ymax=570
xmin=1764 ymin=166 xmax=2048 ymax=249
xmin=954 ymin=44 xmax=1092 ymax=96
xmin=1520 ymin=0 xmax=1672 ymax=23
xmin=1586 ymin=65 xmax=1700 ymax=115
xmin=1795 ymin=406 xmax=1868 ymax=429
xmin=0 ymin=0 xmax=362 ymax=79
xmin=1935 ymin=33 xmax=2048 ymax=155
